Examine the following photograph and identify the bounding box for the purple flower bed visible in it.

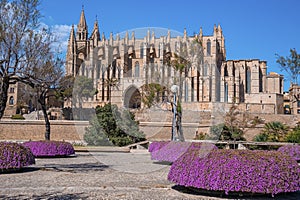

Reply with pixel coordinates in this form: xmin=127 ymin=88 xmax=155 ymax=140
xmin=168 ymin=149 xmax=300 ymax=196
xmin=148 ymin=141 xmax=170 ymax=152
xmin=0 ymin=142 xmax=35 ymax=171
xmin=151 ymin=141 xmax=217 ymax=163
xmin=23 ymin=141 xmax=75 ymax=157
xmin=278 ymin=144 xmax=300 ymax=161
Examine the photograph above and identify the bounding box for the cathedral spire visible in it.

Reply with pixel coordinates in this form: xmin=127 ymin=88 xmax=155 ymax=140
xmin=91 ymin=17 xmax=100 ymax=41
xmin=217 ymin=23 xmax=223 ymax=36
xmin=151 ymin=31 xmax=155 ymax=42
xmin=199 ymin=27 xmax=203 ymax=38
xmin=125 ymin=31 xmax=129 ymax=44
xmin=78 ymin=7 xmax=87 ymax=28
xmin=213 ymin=24 xmax=217 ymax=37
xmin=69 ymin=25 xmax=75 ymax=43
xmin=147 ymin=29 xmax=150 ymax=42
xmin=76 ymin=7 xmax=88 ymax=41
xmin=183 ymin=28 xmax=187 ymax=40
xmin=66 ymin=25 xmax=77 ymax=76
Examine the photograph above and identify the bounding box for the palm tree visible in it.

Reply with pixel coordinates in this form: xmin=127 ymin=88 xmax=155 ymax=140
xmin=104 ymin=77 xmax=119 ymax=104
xmin=261 ymin=121 xmax=289 ymax=142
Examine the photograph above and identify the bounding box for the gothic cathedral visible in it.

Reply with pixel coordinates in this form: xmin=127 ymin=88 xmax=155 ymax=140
xmin=66 ymin=9 xmax=284 ymax=114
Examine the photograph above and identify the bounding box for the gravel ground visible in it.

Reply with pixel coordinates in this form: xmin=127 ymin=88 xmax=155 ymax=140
xmin=0 ymin=150 xmax=299 ymax=200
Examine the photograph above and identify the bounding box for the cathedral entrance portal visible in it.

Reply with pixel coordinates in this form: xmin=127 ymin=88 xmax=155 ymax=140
xmin=124 ymin=86 xmax=141 ymax=109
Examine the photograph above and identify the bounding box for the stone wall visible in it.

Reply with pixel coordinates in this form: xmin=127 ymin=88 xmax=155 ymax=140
xmin=0 ymin=112 xmax=298 ymax=143
xmin=0 ymin=120 xmax=88 ymax=143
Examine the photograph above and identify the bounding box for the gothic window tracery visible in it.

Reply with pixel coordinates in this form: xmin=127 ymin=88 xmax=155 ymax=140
xmin=135 ymin=61 xmax=140 ymax=77
xmin=246 ymin=67 xmax=251 ymax=93
xmin=224 ymin=82 xmax=228 ymax=102
xmin=207 ymin=39 xmax=211 ymax=56
xmin=140 ymin=43 xmax=144 ymax=58
xmin=259 ymin=67 xmax=263 ymax=92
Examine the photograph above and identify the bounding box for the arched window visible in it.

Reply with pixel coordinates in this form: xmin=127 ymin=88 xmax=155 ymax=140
xmin=112 ymin=59 xmax=117 ymax=78
xmin=204 ymin=61 xmax=209 ymax=76
xmin=135 ymin=62 xmax=140 ymax=77
xmin=224 ymin=65 xmax=228 ymax=77
xmin=128 ymin=55 xmax=132 ymax=77
xmin=9 ymin=96 xmax=14 ymax=105
xmin=246 ymin=67 xmax=251 ymax=93
xmin=96 ymin=62 xmax=101 ymax=79
xmin=118 ymin=64 xmax=121 ymax=80
xmin=185 ymin=81 xmax=188 ymax=102
xmin=259 ymin=67 xmax=263 ymax=92
xmin=206 ymin=39 xmax=211 ymax=56
xmin=140 ymin=43 xmax=144 ymax=58
xmin=224 ymin=82 xmax=228 ymax=102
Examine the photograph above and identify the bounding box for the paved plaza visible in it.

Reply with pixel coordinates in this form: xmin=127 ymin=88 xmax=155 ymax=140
xmin=0 ymin=150 xmax=299 ymax=200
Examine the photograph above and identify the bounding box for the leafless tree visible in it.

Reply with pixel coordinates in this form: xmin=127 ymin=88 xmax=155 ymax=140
xmin=0 ymin=0 xmax=44 ymax=119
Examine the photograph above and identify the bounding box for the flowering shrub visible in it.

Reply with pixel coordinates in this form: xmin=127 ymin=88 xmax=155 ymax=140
xmin=278 ymin=145 xmax=300 ymax=161
xmin=151 ymin=141 xmax=217 ymax=163
xmin=23 ymin=141 xmax=75 ymax=157
xmin=168 ymin=149 xmax=300 ymax=196
xmin=148 ymin=141 xmax=170 ymax=152
xmin=0 ymin=142 xmax=35 ymax=171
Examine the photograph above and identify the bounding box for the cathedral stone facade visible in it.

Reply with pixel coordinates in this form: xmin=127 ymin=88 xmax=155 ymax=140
xmin=65 ymin=9 xmax=284 ymax=114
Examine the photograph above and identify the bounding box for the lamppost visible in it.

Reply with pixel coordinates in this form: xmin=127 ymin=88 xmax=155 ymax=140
xmin=171 ymin=85 xmax=179 ymax=141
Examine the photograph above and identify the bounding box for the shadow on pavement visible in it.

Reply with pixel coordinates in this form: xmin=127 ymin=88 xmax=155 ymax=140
xmin=0 ymin=167 xmax=40 ymax=174
xmin=40 ymin=162 xmax=109 ymax=173
xmin=0 ymin=192 xmax=88 ymax=200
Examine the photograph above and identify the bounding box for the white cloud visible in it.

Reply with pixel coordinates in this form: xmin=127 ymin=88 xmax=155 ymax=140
xmin=51 ymin=24 xmax=72 ymax=54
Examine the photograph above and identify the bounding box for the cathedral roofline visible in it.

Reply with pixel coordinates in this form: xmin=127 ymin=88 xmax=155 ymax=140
xmin=226 ymin=59 xmax=267 ymax=62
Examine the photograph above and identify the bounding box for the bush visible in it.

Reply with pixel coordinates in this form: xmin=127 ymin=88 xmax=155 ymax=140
xmin=254 ymin=133 xmax=269 ymax=142
xmin=259 ymin=121 xmax=289 ymax=142
xmin=278 ymin=145 xmax=300 ymax=161
xmin=0 ymin=142 xmax=35 ymax=171
xmin=11 ymin=114 xmax=25 ymax=120
xmin=84 ymin=104 xmax=145 ymax=146
xmin=23 ymin=141 xmax=75 ymax=157
xmin=168 ymin=149 xmax=300 ymax=196
xmin=210 ymin=123 xmax=245 ymax=141
xmin=285 ymin=126 xmax=300 ymax=143
xmin=151 ymin=141 xmax=217 ymax=163
xmin=148 ymin=141 xmax=170 ymax=152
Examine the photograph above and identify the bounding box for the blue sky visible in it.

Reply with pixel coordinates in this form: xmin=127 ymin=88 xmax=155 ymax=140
xmin=40 ymin=0 xmax=300 ymax=91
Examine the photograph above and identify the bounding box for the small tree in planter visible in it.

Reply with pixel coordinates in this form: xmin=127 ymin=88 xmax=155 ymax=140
xmin=84 ymin=104 xmax=145 ymax=146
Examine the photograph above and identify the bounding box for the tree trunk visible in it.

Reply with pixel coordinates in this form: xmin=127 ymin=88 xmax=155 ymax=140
xmin=38 ymin=93 xmax=50 ymax=140
xmin=177 ymin=72 xmax=185 ymax=141
xmin=109 ymin=85 xmax=112 ymax=104
xmin=0 ymin=77 xmax=10 ymax=120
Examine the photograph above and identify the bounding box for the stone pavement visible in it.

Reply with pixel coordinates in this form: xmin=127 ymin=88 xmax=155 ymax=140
xmin=0 ymin=150 xmax=299 ymax=200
